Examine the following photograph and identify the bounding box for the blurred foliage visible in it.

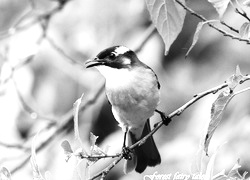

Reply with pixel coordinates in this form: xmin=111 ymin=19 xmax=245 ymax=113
xmin=0 ymin=0 xmax=250 ymax=180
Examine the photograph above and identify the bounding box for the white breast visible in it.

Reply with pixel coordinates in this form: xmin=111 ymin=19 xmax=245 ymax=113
xmin=95 ymin=65 xmax=160 ymax=130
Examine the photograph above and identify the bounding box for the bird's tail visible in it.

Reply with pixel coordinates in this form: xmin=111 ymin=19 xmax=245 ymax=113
xmin=124 ymin=119 xmax=161 ymax=174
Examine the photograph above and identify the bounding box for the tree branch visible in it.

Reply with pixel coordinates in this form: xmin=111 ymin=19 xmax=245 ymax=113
xmin=86 ymin=80 xmax=244 ymax=179
xmin=175 ymin=0 xmax=250 ymax=44
xmin=133 ymin=24 xmax=157 ymax=53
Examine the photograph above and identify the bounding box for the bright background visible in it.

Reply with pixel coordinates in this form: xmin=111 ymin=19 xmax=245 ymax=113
xmin=0 ymin=0 xmax=250 ymax=179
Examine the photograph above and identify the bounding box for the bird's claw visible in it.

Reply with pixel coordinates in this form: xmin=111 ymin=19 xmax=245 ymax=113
xmin=155 ymin=109 xmax=172 ymax=126
xmin=122 ymin=147 xmax=132 ymax=160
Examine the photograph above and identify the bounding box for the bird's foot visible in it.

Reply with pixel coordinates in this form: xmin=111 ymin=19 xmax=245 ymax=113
xmin=122 ymin=147 xmax=132 ymax=160
xmin=155 ymin=109 xmax=172 ymax=126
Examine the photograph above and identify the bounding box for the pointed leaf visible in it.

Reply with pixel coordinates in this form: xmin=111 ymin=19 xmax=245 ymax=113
xmin=213 ymin=169 xmax=227 ymax=180
xmin=88 ymin=133 xmax=107 ymax=163
xmin=30 ymin=132 xmax=45 ymax=180
xmin=227 ymin=159 xmax=242 ymax=178
xmin=204 ymin=144 xmax=225 ymax=180
xmin=239 ymin=22 xmax=250 ymax=39
xmin=191 ymin=147 xmax=204 ymax=173
xmin=0 ymin=167 xmax=11 ymax=180
xmin=61 ymin=140 xmax=73 ymax=162
xmin=208 ymin=0 xmax=230 ymax=18
xmin=73 ymin=93 xmax=84 ymax=147
xmin=204 ymin=90 xmax=233 ymax=154
xmin=226 ymin=65 xmax=243 ymax=91
xmin=145 ymin=0 xmax=186 ymax=55
xmin=90 ymin=132 xmax=98 ymax=147
xmin=204 ymin=150 xmax=218 ymax=180
xmin=186 ymin=22 xmax=205 ymax=58
xmin=61 ymin=140 xmax=73 ymax=153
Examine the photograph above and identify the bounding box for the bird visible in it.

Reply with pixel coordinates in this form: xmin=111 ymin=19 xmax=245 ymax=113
xmin=85 ymin=45 xmax=161 ymax=173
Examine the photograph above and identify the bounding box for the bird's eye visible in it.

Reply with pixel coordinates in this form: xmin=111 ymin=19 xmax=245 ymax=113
xmin=109 ymin=53 xmax=116 ymax=58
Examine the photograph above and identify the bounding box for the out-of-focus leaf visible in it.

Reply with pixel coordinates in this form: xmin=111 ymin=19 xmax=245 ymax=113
xmin=226 ymin=65 xmax=243 ymax=91
xmin=243 ymin=0 xmax=250 ymax=7
xmin=204 ymin=66 xmax=244 ymax=154
xmin=227 ymin=159 xmax=242 ymax=178
xmin=191 ymin=146 xmax=204 ymax=174
xmin=88 ymin=132 xmax=108 ymax=164
xmin=0 ymin=167 xmax=11 ymax=180
xmin=204 ymin=149 xmax=218 ymax=180
xmin=204 ymin=90 xmax=233 ymax=155
xmin=239 ymin=22 xmax=250 ymax=39
xmin=186 ymin=22 xmax=205 ymax=58
xmin=213 ymin=169 xmax=227 ymax=180
xmin=145 ymin=0 xmax=186 ymax=55
xmin=61 ymin=140 xmax=73 ymax=162
xmin=90 ymin=132 xmax=98 ymax=147
xmin=73 ymin=93 xmax=85 ymax=147
xmin=30 ymin=132 xmax=45 ymax=180
xmin=44 ymin=172 xmax=52 ymax=180
xmin=208 ymin=0 xmax=230 ymax=18
xmin=204 ymin=144 xmax=227 ymax=180
xmin=213 ymin=159 xmax=247 ymax=180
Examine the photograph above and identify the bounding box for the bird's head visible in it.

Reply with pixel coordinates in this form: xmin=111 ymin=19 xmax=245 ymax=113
xmin=85 ymin=46 xmax=139 ymax=69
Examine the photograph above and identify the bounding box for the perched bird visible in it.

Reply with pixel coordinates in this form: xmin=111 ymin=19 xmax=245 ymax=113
xmin=85 ymin=45 xmax=161 ymax=173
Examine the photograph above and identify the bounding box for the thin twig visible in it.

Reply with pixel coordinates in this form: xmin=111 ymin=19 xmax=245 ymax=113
xmin=0 ymin=141 xmax=29 ymax=150
xmin=0 ymin=1 xmax=65 ymax=40
xmin=12 ymin=78 xmax=57 ymax=123
xmin=233 ymin=86 xmax=250 ymax=96
xmin=175 ymin=0 xmax=250 ymax=44
xmin=89 ymin=155 xmax=123 ymax=180
xmin=46 ymin=36 xmax=82 ymax=65
xmin=235 ymin=8 xmax=250 ymax=22
xmin=220 ymin=21 xmax=239 ymax=33
xmin=134 ymin=24 xmax=157 ymax=53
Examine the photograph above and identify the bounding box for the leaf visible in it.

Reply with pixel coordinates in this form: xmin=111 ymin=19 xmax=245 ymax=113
xmin=208 ymin=0 xmax=230 ymax=18
xmin=30 ymin=132 xmax=45 ymax=180
xmin=145 ymin=0 xmax=186 ymax=55
xmin=204 ymin=66 xmax=243 ymax=155
xmin=226 ymin=65 xmax=243 ymax=91
xmin=204 ymin=144 xmax=225 ymax=180
xmin=90 ymin=132 xmax=98 ymax=147
xmin=227 ymin=159 xmax=242 ymax=178
xmin=213 ymin=169 xmax=227 ymax=180
xmin=191 ymin=146 xmax=204 ymax=174
xmin=204 ymin=90 xmax=233 ymax=155
xmin=73 ymin=93 xmax=85 ymax=147
xmin=61 ymin=140 xmax=73 ymax=162
xmin=0 ymin=167 xmax=11 ymax=180
xmin=186 ymin=22 xmax=205 ymax=58
xmin=44 ymin=172 xmax=52 ymax=180
xmin=88 ymin=133 xmax=108 ymax=164
xmin=204 ymin=150 xmax=218 ymax=180
xmin=239 ymin=22 xmax=250 ymax=39
xmin=213 ymin=159 xmax=247 ymax=180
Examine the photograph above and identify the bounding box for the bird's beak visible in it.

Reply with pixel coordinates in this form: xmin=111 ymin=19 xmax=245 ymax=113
xmin=85 ymin=58 xmax=105 ymax=68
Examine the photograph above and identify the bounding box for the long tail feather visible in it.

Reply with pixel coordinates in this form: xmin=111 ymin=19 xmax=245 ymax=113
xmin=124 ymin=119 xmax=161 ymax=173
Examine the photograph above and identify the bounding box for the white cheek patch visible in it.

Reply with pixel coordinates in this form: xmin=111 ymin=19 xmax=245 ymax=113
xmin=114 ymin=46 xmax=130 ymax=56
xmin=123 ymin=57 xmax=131 ymax=65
